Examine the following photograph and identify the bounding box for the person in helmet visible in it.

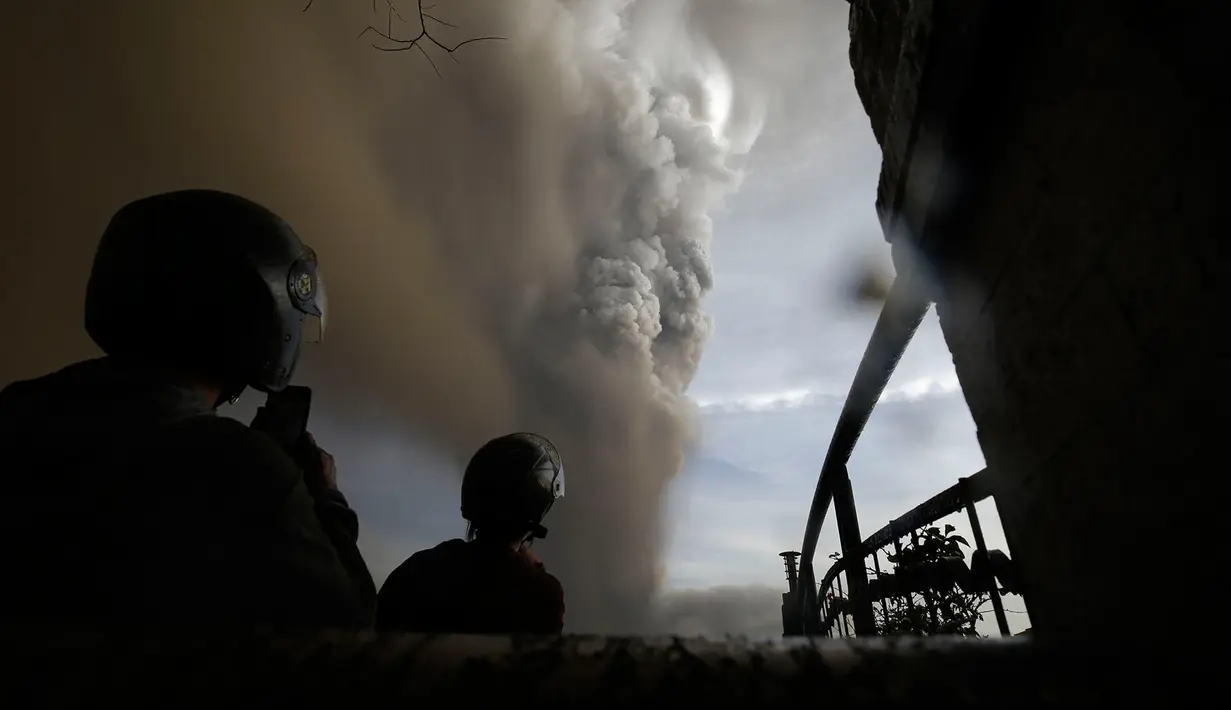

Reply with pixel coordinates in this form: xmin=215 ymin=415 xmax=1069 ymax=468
xmin=0 ymin=189 xmax=375 ymax=629
xmin=376 ymin=433 xmax=566 ymax=634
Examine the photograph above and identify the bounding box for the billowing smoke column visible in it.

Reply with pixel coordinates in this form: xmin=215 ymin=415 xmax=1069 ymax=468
xmin=446 ymin=0 xmax=760 ymax=632
xmin=0 ymin=0 xmax=832 ymax=635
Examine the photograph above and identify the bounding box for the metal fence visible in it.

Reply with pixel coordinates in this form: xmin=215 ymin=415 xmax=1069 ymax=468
xmin=800 ymin=470 xmax=1022 ymax=638
xmin=779 ymin=277 xmax=1027 ymax=638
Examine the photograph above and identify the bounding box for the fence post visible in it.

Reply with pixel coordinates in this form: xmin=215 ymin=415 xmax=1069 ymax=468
xmin=779 ymin=552 xmax=804 ymax=637
xmin=892 ymin=536 xmax=922 ymax=631
xmin=833 ymin=464 xmax=877 ymax=636
xmin=959 ymin=477 xmax=1012 ymax=636
xmin=913 ymin=529 xmax=940 ymax=631
xmin=871 ymin=550 xmax=888 ymax=632
xmin=835 ymin=573 xmax=848 ymax=637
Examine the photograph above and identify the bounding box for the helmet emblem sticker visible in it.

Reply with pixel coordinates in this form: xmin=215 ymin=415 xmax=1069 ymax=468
xmin=294 ymin=272 xmax=313 ymax=299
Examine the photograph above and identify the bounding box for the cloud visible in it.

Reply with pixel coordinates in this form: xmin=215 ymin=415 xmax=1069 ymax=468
xmin=653 ymin=585 xmax=785 ymax=639
xmin=694 ymin=388 xmax=816 ymax=414
xmin=693 ymin=372 xmax=962 ymax=414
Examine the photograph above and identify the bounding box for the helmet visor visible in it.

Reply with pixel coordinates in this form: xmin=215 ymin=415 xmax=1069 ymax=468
xmin=529 ymin=434 xmax=565 ymax=500
xmin=302 ymin=266 xmax=327 ymax=344
xmin=289 ymin=251 xmax=327 ymax=344
xmin=552 ymin=459 xmax=565 ymax=498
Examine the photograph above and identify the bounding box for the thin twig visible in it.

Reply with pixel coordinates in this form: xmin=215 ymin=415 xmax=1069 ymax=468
xmin=304 ymin=0 xmax=503 ymax=78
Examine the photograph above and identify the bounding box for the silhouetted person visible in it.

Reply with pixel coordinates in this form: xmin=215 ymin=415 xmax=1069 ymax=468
xmin=0 ymin=190 xmax=375 ymax=630
xmin=377 ymin=433 xmax=566 ymax=634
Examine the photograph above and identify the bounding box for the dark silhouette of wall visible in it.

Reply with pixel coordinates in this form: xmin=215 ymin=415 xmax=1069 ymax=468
xmin=850 ymin=0 xmax=1230 ymax=638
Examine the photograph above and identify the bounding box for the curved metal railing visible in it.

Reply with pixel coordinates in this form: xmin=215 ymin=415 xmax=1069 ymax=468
xmin=792 ymin=276 xmax=930 ymax=636
xmin=806 ymin=470 xmax=1022 ymax=638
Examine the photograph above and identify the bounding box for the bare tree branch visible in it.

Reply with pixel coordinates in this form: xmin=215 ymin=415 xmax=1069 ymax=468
xmin=304 ymin=0 xmax=504 ymax=79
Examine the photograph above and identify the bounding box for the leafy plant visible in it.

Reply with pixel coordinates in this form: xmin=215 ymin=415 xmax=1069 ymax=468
xmin=876 ymin=524 xmax=988 ymax=636
xmin=829 ymin=524 xmax=991 ymax=637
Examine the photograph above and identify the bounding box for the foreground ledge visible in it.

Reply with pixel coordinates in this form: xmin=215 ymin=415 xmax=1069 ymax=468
xmin=4 ymin=629 xmax=1203 ymax=707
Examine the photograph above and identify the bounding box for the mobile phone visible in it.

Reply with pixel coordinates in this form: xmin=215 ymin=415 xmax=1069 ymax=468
xmin=250 ymin=385 xmax=313 ymax=455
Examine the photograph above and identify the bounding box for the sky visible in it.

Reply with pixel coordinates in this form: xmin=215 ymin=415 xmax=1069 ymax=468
xmin=0 ymin=0 xmax=1028 ymax=638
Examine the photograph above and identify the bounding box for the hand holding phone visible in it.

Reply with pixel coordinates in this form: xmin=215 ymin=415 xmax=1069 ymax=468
xmin=250 ymin=385 xmax=313 ymax=455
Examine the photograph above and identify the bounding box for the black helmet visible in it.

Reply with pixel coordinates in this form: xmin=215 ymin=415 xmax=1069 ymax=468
xmin=84 ymin=189 xmax=326 ymax=393
xmin=461 ymin=433 xmax=565 ymax=539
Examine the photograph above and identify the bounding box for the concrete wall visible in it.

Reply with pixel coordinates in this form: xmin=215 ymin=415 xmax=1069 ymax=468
xmin=855 ymin=0 xmax=1229 ymax=637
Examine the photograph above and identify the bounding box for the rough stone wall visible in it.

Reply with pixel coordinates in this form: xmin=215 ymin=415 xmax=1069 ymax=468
xmin=847 ymin=0 xmax=906 ymax=147
xmin=852 ymin=0 xmax=1230 ymax=637
xmin=3 ymin=628 xmax=1189 ymax=706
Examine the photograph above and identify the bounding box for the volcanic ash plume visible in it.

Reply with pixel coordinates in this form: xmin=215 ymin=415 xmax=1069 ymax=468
xmin=476 ymin=0 xmax=760 ymax=632
xmin=311 ymin=0 xmax=767 ymax=632
xmin=0 ymin=0 xmax=815 ymax=634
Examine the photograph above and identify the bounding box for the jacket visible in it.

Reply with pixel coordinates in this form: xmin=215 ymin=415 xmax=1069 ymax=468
xmin=376 ymin=538 xmax=564 ymax=634
xmin=0 ymin=357 xmax=375 ymax=629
